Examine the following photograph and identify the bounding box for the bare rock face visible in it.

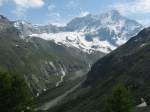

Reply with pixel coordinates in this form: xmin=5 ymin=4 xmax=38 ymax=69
xmin=0 ymin=15 xmax=12 ymax=31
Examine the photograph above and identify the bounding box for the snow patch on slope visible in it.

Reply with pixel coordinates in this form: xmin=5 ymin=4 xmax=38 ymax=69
xmin=56 ymin=66 xmax=66 ymax=87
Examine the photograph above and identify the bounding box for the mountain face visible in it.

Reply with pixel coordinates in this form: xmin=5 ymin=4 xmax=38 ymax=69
xmin=51 ymin=27 xmax=150 ymax=112
xmin=0 ymin=15 xmax=104 ymax=101
xmin=14 ymin=21 xmax=61 ymax=37
xmin=14 ymin=10 xmax=143 ymax=54
xmin=63 ymin=10 xmax=143 ymax=53
xmin=85 ymin=27 xmax=150 ymax=86
xmin=0 ymin=15 xmax=14 ymax=31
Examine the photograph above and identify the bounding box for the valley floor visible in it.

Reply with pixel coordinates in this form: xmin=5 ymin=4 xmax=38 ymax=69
xmin=37 ymin=82 xmax=82 ymax=111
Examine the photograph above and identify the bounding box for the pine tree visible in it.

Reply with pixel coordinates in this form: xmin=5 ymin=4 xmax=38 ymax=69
xmin=104 ymin=83 xmax=134 ymax=112
xmin=0 ymin=70 xmax=34 ymax=112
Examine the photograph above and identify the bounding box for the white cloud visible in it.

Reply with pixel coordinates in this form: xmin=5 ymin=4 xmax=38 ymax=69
xmin=0 ymin=0 xmax=45 ymax=16
xmin=0 ymin=0 xmax=4 ymax=6
xmin=110 ymin=0 xmax=150 ymax=26
xmin=47 ymin=3 xmax=66 ymax=26
xmin=48 ymin=4 xmax=56 ymax=11
xmin=79 ymin=11 xmax=90 ymax=17
xmin=14 ymin=0 xmax=44 ymax=8
xmin=47 ymin=4 xmax=59 ymax=24
xmin=111 ymin=0 xmax=150 ymax=15
xmin=12 ymin=0 xmax=45 ymax=18
xmin=137 ymin=19 xmax=150 ymax=27
xmin=12 ymin=7 xmax=26 ymax=18
xmin=50 ymin=12 xmax=60 ymax=17
xmin=66 ymin=0 xmax=79 ymax=8
xmin=50 ymin=21 xmax=66 ymax=26
xmin=47 ymin=11 xmax=67 ymax=26
xmin=0 ymin=0 xmax=8 ymax=6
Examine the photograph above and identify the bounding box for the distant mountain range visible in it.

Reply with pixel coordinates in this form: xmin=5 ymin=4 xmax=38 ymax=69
xmin=14 ymin=10 xmax=143 ymax=54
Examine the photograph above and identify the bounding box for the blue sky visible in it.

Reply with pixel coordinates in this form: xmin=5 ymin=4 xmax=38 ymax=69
xmin=0 ymin=0 xmax=150 ymax=26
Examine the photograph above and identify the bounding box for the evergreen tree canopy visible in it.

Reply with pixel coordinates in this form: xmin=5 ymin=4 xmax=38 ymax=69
xmin=104 ymin=83 xmax=134 ymax=112
xmin=0 ymin=70 xmax=34 ymax=112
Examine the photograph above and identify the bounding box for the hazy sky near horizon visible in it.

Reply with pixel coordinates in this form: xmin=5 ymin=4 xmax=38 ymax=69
xmin=0 ymin=0 xmax=150 ymax=26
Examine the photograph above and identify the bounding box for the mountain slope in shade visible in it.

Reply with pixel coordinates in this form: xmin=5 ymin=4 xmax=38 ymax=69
xmin=0 ymin=15 xmax=104 ymax=101
xmin=14 ymin=10 xmax=143 ymax=54
xmin=49 ymin=27 xmax=150 ymax=112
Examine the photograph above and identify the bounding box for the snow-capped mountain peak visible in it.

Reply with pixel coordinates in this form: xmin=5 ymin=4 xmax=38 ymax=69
xmin=14 ymin=10 xmax=143 ymax=54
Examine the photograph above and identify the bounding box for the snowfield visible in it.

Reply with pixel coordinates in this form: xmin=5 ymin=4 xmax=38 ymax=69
xmin=30 ymin=32 xmax=116 ymax=54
